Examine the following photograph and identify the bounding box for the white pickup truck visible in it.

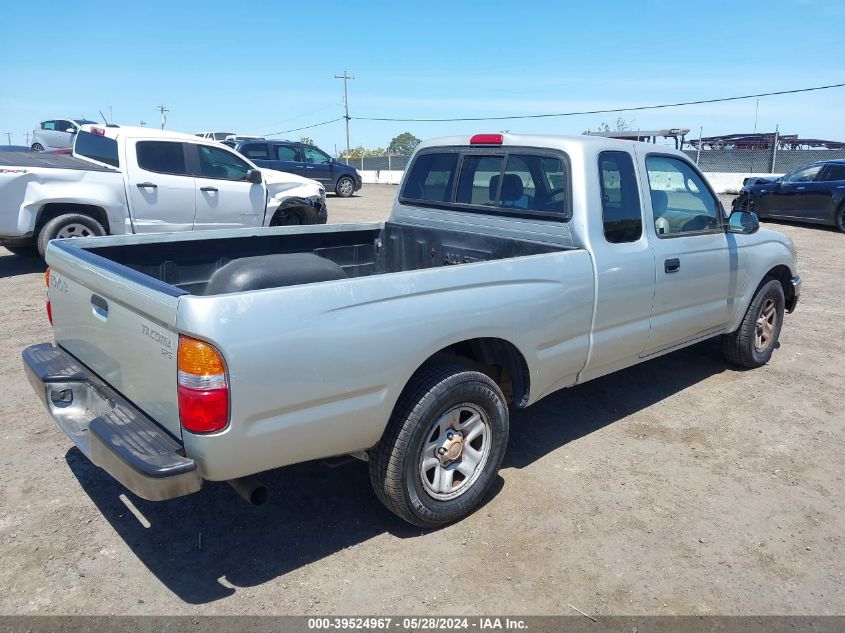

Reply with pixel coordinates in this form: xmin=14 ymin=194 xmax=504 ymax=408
xmin=24 ymin=133 xmax=800 ymax=527
xmin=0 ymin=125 xmax=327 ymax=256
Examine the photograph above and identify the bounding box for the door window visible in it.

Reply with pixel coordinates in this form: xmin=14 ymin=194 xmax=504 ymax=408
xmin=241 ymin=143 xmax=270 ymax=160
xmin=197 ymin=144 xmax=252 ymax=181
xmin=599 ymin=151 xmax=642 ymax=243
xmin=646 ymin=156 xmax=721 ymax=236
xmin=783 ymin=165 xmax=823 ymax=183
xmin=273 ymin=144 xmax=301 ymax=161
xmin=819 ymin=163 xmax=845 ymax=182
xmin=303 ymin=146 xmax=331 ymax=165
xmin=55 ymin=120 xmax=73 ymax=132
xmin=456 ymin=155 xmax=505 ymax=206
xmin=41 ymin=121 xmax=56 ymax=131
xmin=136 ymin=141 xmax=188 ymax=175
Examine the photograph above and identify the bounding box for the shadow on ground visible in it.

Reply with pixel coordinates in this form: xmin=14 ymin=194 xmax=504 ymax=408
xmin=0 ymin=252 xmax=45 ymax=278
xmin=67 ymin=338 xmax=732 ymax=604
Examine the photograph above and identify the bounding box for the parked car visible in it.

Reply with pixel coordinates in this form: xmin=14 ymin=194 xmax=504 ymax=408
xmin=23 ymin=133 xmax=800 ymax=527
xmin=733 ymin=159 xmax=845 ymax=232
xmin=195 ymin=132 xmax=236 ymax=141
xmin=231 ymin=139 xmax=362 ymax=197
xmin=0 ymin=124 xmax=326 ymax=256
xmin=31 ymin=118 xmax=98 ymax=152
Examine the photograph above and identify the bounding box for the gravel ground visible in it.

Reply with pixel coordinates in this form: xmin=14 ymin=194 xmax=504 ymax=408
xmin=0 ymin=185 xmax=842 ymax=615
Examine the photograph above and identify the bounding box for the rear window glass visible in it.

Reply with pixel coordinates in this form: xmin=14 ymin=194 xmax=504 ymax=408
xmin=499 ymin=154 xmax=566 ymax=214
xmin=136 ymin=141 xmax=187 ymax=175
xmin=241 ymin=143 xmax=270 ymax=160
xmin=456 ymin=155 xmax=504 ymax=206
xmin=74 ymin=131 xmax=119 ymax=168
xmin=401 ymin=152 xmax=459 ymax=203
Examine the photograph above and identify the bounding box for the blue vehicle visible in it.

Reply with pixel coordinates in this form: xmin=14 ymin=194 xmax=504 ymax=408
xmin=733 ymin=159 xmax=845 ymax=232
xmin=229 ymin=139 xmax=363 ymax=197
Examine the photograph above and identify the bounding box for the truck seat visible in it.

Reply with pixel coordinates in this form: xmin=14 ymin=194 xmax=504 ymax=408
xmin=203 ymin=253 xmax=347 ymax=295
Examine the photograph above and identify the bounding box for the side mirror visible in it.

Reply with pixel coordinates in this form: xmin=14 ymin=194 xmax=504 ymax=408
xmin=727 ymin=210 xmax=760 ymax=235
xmin=66 ymin=128 xmax=76 ymax=134
xmin=246 ymin=169 xmax=262 ymax=184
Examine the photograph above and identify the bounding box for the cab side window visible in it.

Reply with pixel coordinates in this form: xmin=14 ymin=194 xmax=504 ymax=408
xmin=646 ymin=156 xmax=721 ymax=236
xmin=819 ymin=164 xmax=845 ymax=182
xmin=784 ymin=165 xmax=822 ymax=183
xmin=274 ymin=144 xmax=300 ymax=162
xmin=599 ymin=151 xmax=642 ymax=243
xmin=197 ymin=145 xmax=252 ymax=181
xmin=136 ymin=141 xmax=188 ymax=176
xmin=242 ymin=143 xmax=270 ymax=161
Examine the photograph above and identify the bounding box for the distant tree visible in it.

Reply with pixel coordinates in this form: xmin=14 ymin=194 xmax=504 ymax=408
xmin=299 ymin=135 xmax=315 ymax=145
xmin=342 ymin=146 xmax=368 ymax=159
xmin=583 ymin=117 xmax=634 ymax=134
xmin=388 ymin=132 xmax=421 ymax=156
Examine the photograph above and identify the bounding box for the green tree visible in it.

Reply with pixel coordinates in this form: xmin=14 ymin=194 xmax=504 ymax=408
xmin=299 ymin=135 xmax=314 ymax=145
xmin=388 ymin=132 xmax=421 ymax=156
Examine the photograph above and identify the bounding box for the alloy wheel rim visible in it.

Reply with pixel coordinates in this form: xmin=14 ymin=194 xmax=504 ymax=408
xmin=56 ymin=223 xmax=93 ymax=239
xmin=339 ymin=179 xmax=353 ymax=196
xmin=419 ymin=403 xmax=491 ymax=501
xmin=754 ymin=297 xmax=778 ymax=352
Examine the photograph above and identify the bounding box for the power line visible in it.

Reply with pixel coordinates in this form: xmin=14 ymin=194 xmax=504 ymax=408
xmin=265 ymin=117 xmax=343 ymax=137
xmin=350 ymin=82 xmax=845 ymax=123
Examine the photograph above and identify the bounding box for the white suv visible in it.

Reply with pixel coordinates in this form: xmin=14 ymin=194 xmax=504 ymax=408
xmin=31 ymin=118 xmax=97 ymax=152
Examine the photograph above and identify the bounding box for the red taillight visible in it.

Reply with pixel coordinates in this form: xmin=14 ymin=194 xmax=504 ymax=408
xmin=177 ymin=336 xmax=229 ymax=433
xmin=45 ymin=267 xmax=52 ymax=324
xmin=46 ymin=300 xmax=52 ymax=325
xmin=91 ymin=127 xmax=105 ymax=136
xmin=470 ymin=133 xmax=503 ymax=145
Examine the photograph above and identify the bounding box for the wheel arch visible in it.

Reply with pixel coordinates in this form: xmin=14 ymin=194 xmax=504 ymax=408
xmin=36 ymin=203 xmax=111 ymax=235
xmin=403 ymin=337 xmax=531 ymax=409
xmin=762 ymin=264 xmax=796 ymax=312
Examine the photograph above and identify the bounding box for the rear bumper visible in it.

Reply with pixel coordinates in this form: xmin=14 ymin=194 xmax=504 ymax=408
xmin=787 ymin=274 xmax=801 ymax=313
xmin=22 ymin=343 xmax=202 ymax=501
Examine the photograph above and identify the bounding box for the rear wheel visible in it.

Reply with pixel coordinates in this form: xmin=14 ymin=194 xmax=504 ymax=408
xmin=335 ymin=176 xmax=355 ymax=198
xmin=836 ymin=202 xmax=845 ymax=233
xmin=37 ymin=213 xmax=106 ymax=257
xmin=722 ymin=277 xmax=785 ymax=368
xmin=31 ymin=143 xmax=44 ymax=152
xmin=369 ymin=363 xmax=509 ymax=527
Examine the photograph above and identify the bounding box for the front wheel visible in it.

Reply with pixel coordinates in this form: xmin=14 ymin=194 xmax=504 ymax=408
xmin=836 ymin=202 xmax=845 ymax=233
xmin=335 ymin=176 xmax=355 ymax=198
xmin=722 ymin=278 xmax=785 ymax=368
xmin=369 ymin=363 xmax=509 ymax=527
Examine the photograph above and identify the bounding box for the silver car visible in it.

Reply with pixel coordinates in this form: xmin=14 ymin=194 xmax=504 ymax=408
xmin=31 ymin=118 xmax=97 ymax=152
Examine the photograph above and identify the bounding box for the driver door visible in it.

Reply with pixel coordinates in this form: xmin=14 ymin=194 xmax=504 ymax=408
xmin=641 ymin=154 xmax=739 ymax=355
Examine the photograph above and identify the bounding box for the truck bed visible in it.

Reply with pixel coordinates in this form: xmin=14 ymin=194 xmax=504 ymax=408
xmin=77 ymin=222 xmax=568 ymax=295
xmin=0 ymin=151 xmax=115 ymax=172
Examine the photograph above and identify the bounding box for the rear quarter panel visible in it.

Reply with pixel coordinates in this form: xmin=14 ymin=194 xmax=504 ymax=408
xmin=177 ymin=250 xmax=595 ymax=481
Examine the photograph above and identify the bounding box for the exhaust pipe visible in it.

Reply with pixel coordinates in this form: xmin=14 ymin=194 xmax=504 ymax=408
xmin=227 ymin=476 xmax=269 ymax=506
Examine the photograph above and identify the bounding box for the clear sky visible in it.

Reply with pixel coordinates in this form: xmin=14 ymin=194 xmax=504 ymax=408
xmin=2 ymin=0 xmax=844 ymax=153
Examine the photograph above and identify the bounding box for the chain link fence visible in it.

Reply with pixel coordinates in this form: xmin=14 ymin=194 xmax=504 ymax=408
xmin=683 ymin=148 xmax=845 ymax=173
xmin=342 ymin=149 xmax=845 ymax=174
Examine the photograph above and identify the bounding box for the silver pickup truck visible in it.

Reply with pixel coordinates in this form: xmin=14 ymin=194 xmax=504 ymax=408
xmin=23 ymin=133 xmax=801 ymax=527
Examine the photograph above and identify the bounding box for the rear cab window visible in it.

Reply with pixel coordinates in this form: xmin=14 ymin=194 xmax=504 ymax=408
xmin=74 ymin=131 xmax=120 ymax=168
xmin=401 ymin=147 xmax=570 ymax=220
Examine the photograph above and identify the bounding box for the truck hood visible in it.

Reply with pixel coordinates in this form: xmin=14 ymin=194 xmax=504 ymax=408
xmin=259 ymin=168 xmax=322 ymax=192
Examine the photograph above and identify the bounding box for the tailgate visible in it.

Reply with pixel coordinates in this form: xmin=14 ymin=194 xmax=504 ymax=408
xmin=46 ymin=241 xmax=185 ymax=437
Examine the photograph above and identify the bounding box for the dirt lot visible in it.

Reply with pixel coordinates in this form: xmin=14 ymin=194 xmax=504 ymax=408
xmin=0 ymin=185 xmax=842 ymax=615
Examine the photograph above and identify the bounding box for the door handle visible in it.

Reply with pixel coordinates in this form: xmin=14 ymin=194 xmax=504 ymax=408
xmin=664 ymin=258 xmax=681 ymax=273
xmin=136 ymin=182 xmax=157 ymax=189
xmin=200 ymin=186 xmax=218 ymax=193
xmin=796 ymin=186 xmax=806 ymax=190
xmin=305 ymin=166 xmax=315 ymax=169
xmin=90 ymin=294 xmax=108 ymax=319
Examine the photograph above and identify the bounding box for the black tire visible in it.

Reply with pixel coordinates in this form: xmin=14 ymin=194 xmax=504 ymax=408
xmin=722 ymin=277 xmax=785 ymax=368
xmin=836 ymin=202 xmax=845 ymax=233
xmin=271 ymin=209 xmax=302 ymax=226
xmin=2 ymin=245 xmax=38 ymax=257
xmin=37 ymin=213 xmax=106 ymax=257
xmin=31 ymin=143 xmax=44 ymax=152
xmin=335 ymin=176 xmax=355 ymax=198
xmin=369 ymin=363 xmax=509 ymax=527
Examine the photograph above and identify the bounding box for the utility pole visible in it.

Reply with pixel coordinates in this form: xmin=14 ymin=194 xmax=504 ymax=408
xmin=24 ymin=131 xmax=30 ymax=146
xmin=140 ymin=120 xmax=147 ymax=127
xmin=4 ymin=132 xmax=11 ymax=145
xmin=156 ymin=105 xmax=169 ymax=130
xmin=334 ymin=70 xmax=354 ymax=155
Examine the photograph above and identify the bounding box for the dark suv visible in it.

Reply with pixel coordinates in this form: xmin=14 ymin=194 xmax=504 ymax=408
xmin=229 ymin=140 xmax=362 ymax=197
